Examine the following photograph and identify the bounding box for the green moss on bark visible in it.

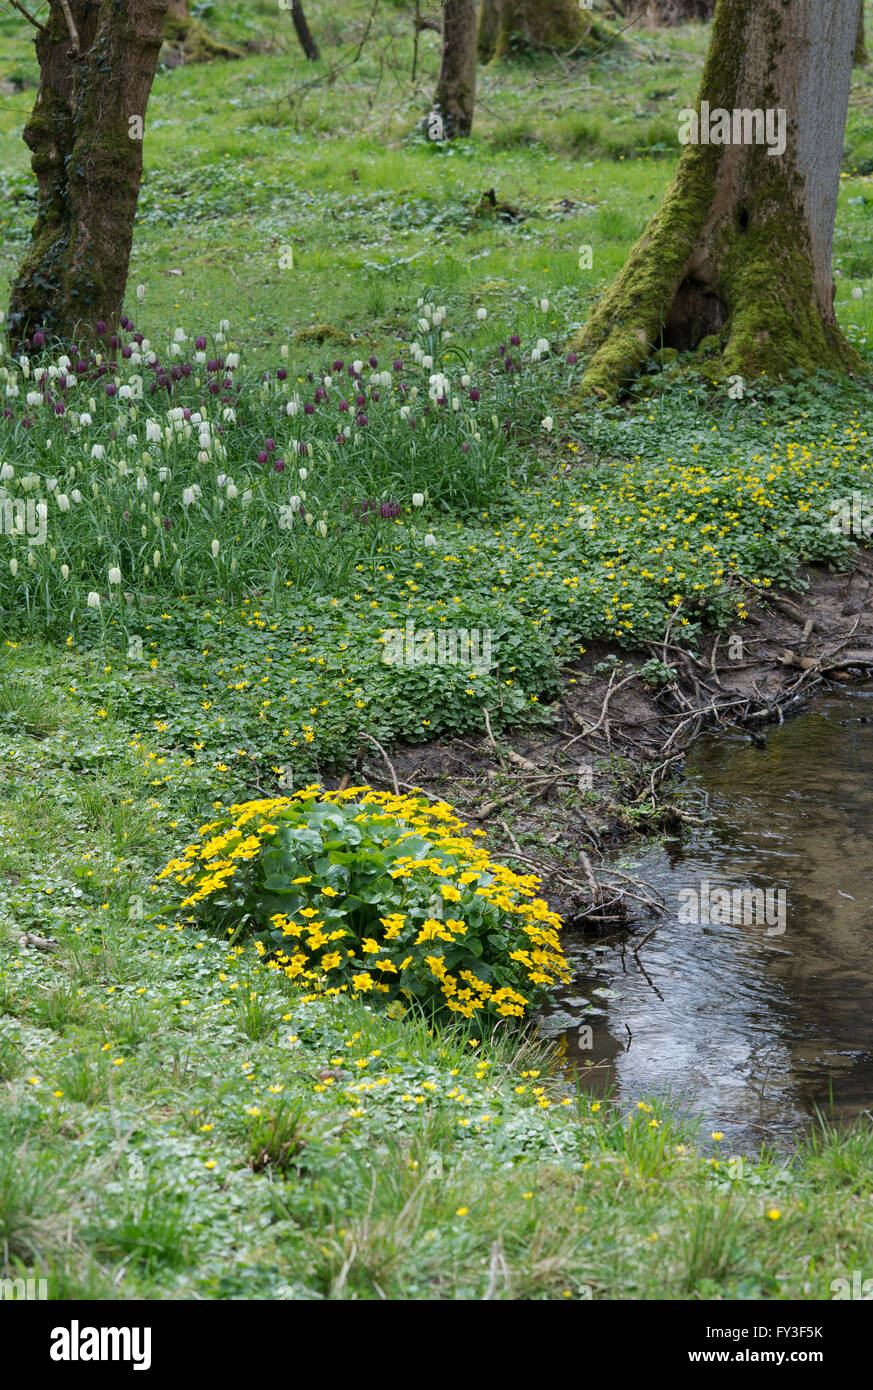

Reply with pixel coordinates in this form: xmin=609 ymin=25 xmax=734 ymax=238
xmin=568 ymin=0 xmax=866 ymax=400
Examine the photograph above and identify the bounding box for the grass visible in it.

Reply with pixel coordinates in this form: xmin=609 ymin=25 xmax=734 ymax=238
xmin=0 ymin=0 xmax=872 ymax=1299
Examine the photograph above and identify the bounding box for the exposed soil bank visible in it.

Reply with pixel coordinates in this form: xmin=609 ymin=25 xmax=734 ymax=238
xmin=349 ymin=550 xmax=873 ymax=929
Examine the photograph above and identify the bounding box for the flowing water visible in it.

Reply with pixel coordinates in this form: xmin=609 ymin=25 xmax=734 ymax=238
xmin=545 ymin=686 xmax=873 ymax=1153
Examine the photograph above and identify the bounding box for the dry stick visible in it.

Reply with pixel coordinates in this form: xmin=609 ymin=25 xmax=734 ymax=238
xmin=480 ymin=706 xmax=508 ymax=770
xmin=5 ymin=0 xmax=46 ymax=32
xmin=563 ymin=669 xmax=641 ymax=750
xmin=499 ymin=819 xmax=522 ymax=855
xmin=362 ymin=763 xmax=424 ymax=796
xmin=58 ymin=0 xmax=80 ymax=51
xmin=709 ymin=633 xmax=725 ymax=690
xmin=357 ymin=732 xmax=400 ymax=795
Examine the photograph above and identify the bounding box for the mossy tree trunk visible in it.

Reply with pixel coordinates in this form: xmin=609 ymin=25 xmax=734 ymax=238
xmin=478 ymin=0 xmax=595 ymax=61
xmin=8 ymin=0 xmax=168 ymax=351
xmin=162 ymin=0 xmax=241 ymax=60
xmin=855 ymin=6 xmax=868 ymax=65
xmin=644 ymin=1 xmax=716 ymax=23
xmin=571 ymin=0 xmax=866 ymax=398
xmin=432 ymin=0 xmax=478 ymax=137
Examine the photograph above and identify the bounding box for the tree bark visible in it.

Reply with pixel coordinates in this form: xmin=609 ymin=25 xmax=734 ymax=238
xmin=570 ymin=0 xmax=866 ymax=398
xmin=478 ymin=0 xmax=595 ymax=61
xmin=290 ymin=0 xmax=321 ymax=62
xmin=855 ymin=5 xmax=868 ymax=65
xmin=431 ymin=0 xmax=478 ymax=138
xmin=644 ymin=0 xmax=716 ymax=23
xmin=8 ymin=0 xmax=169 ymax=351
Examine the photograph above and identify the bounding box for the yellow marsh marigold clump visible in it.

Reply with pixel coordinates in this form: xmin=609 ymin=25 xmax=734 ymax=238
xmin=157 ymin=784 xmax=569 ymax=1023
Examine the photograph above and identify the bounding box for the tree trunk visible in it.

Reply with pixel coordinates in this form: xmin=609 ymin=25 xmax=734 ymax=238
xmin=431 ymin=0 xmax=478 ymax=138
xmin=290 ymin=0 xmax=321 ymax=62
xmin=644 ymin=0 xmax=716 ymax=23
xmin=478 ymin=0 xmax=595 ymax=61
xmin=162 ymin=0 xmax=241 ymax=60
xmin=570 ymin=0 xmax=866 ymax=398
xmin=855 ymin=6 xmax=868 ymax=65
xmin=8 ymin=0 xmax=168 ymax=351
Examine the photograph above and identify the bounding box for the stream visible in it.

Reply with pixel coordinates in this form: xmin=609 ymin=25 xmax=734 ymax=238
xmin=544 ymin=685 xmax=873 ymax=1153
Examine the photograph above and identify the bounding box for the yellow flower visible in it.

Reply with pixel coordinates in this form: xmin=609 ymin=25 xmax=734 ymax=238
xmin=455 ymin=1206 xmax=468 ymax=1217
xmin=767 ymin=1209 xmax=781 ymax=1221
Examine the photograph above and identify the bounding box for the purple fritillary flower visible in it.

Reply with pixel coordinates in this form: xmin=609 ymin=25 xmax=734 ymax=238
xmin=510 ymin=334 xmax=521 ymax=347
xmin=265 ymin=437 xmax=276 ymax=451
xmin=339 ymin=400 xmax=349 ymax=412
xmin=355 ymin=394 xmax=366 ymax=407
xmin=304 ymin=402 xmax=315 ymax=415
xmin=333 ymin=360 xmax=344 ymax=372
xmin=257 ymin=451 xmax=269 ymax=464
xmin=122 ymin=345 xmax=132 ymax=359
xmin=356 ymin=412 xmax=368 ymax=427
xmin=274 ymin=459 xmax=285 ymax=472
xmin=195 ymin=336 xmax=207 ymax=350
xmin=277 ymin=367 xmax=287 ymax=380
xmin=469 ymin=387 xmax=480 ymax=402
xmin=33 ymin=331 xmax=45 ymax=348
xmin=369 ymin=356 xmax=378 ymax=368
xmin=106 ymin=383 xmax=117 ymax=396
xmin=462 ymin=442 xmax=470 ymax=453
xmin=95 ymin=321 xmax=107 ymax=336
xmin=567 ymin=352 xmax=578 ymax=365
xmin=393 ymin=359 xmax=403 ymax=372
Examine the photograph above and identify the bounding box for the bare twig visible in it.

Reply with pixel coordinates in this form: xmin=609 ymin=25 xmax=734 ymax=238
xmin=357 ymin=731 xmax=400 ymax=795
xmin=58 ymin=0 xmax=80 ymax=52
xmin=5 ymin=0 xmax=46 ymax=32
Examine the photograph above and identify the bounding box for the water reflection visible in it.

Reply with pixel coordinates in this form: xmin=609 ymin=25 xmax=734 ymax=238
xmin=547 ymin=687 xmax=873 ymax=1152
